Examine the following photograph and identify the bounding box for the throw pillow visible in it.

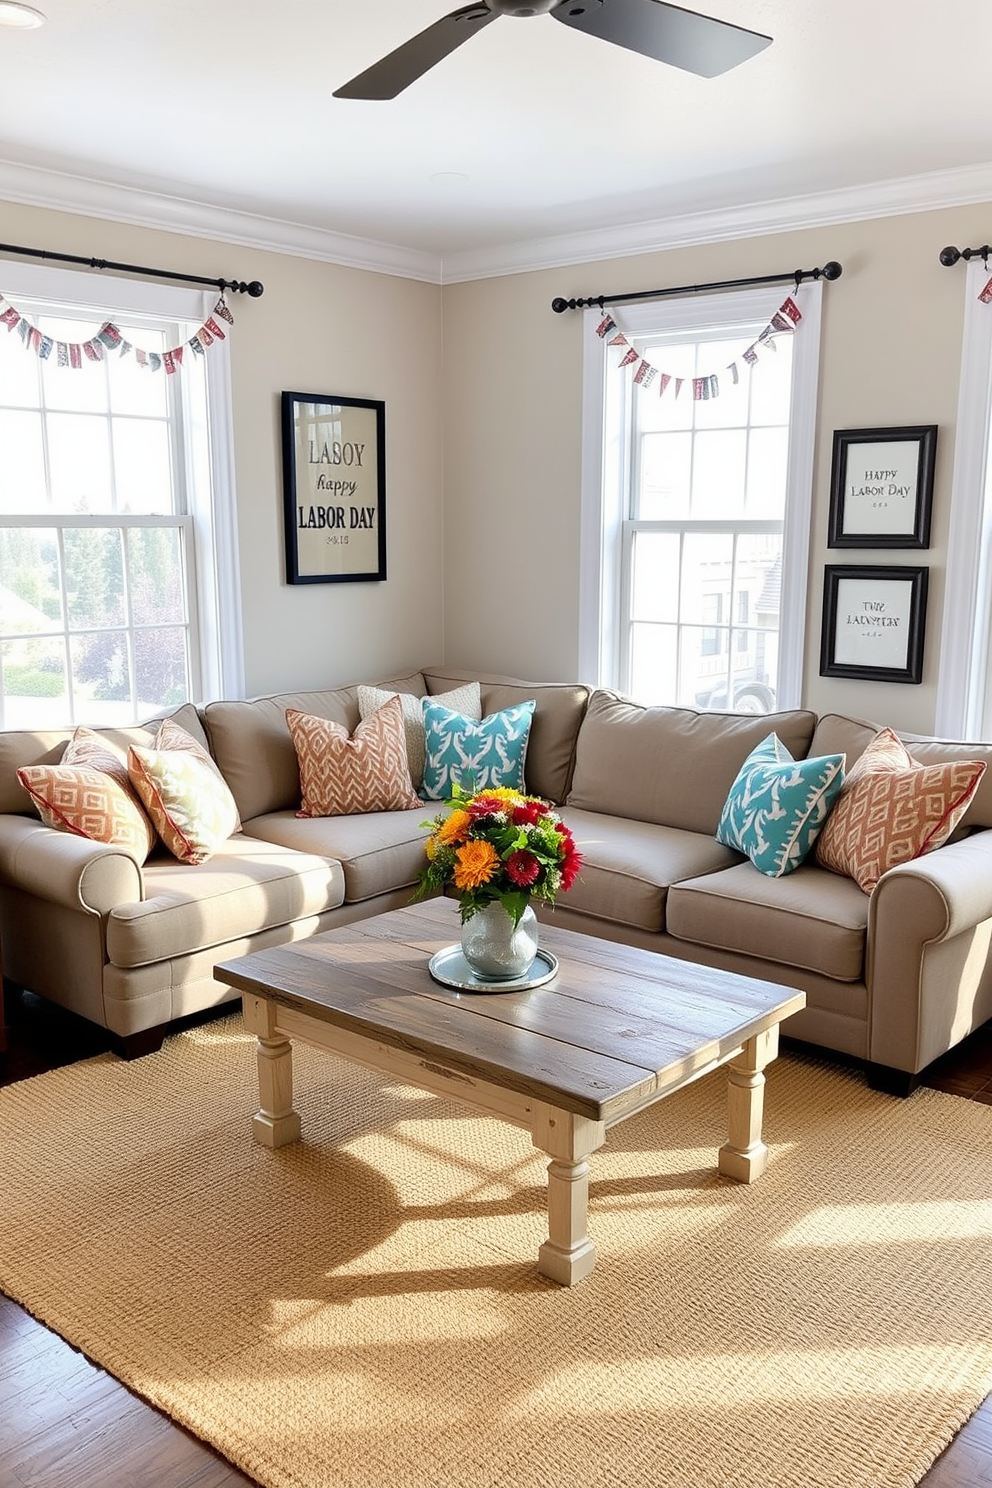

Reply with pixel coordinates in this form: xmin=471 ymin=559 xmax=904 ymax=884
xmin=16 ymin=763 xmax=157 ymax=863
xmin=814 ymin=727 xmax=987 ymax=893
xmin=288 ymin=693 xmax=422 ymax=817
xmin=127 ymin=719 xmax=241 ymax=865
xmin=357 ymin=680 xmax=481 ymax=789
xmin=715 ymin=732 xmax=845 ymax=878
xmin=62 ymin=723 xmax=157 ymax=840
xmin=421 ymin=699 xmax=536 ymax=800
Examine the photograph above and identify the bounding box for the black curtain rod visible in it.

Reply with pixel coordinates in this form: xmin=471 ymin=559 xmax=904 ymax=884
xmin=940 ymin=244 xmax=992 ymax=268
xmin=551 ymin=261 xmax=843 ymax=314
xmin=0 ymin=240 xmax=264 ymax=297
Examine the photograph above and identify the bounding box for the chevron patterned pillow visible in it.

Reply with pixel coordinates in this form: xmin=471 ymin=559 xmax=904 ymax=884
xmin=814 ymin=728 xmax=986 ymax=893
xmin=288 ymin=693 xmax=422 ymax=817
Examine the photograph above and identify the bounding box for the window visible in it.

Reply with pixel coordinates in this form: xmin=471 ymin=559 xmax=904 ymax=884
xmin=579 ymin=283 xmax=822 ymax=712
xmin=0 ymin=263 xmax=242 ymax=728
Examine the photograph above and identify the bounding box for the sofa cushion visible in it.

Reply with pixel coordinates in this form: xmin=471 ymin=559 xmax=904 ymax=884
xmin=421 ymin=700 xmax=536 ymax=800
xmin=556 ymin=807 xmax=740 ymax=932
xmin=288 ymin=696 xmax=421 ymax=817
xmin=106 ymin=835 xmax=344 ymax=968
xmin=667 ymin=861 xmax=869 ymax=982
xmin=422 ymin=667 xmax=589 ymax=804
xmin=814 ymin=728 xmax=986 ymax=893
xmin=566 ymin=691 xmax=818 ymax=835
xmin=716 ymin=733 xmax=845 ymax=878
xmin=204 ymin=673 xmax=425 ymax=822
xmin=358 ymin=680 xmax=481 ymax=789
xmin=128 ymin=720 xmax=241 ymax=865
xmin=15 ymin=764 xmax=157 ymax=864
xmin=241 ymin=807 xmax=430 ymax=903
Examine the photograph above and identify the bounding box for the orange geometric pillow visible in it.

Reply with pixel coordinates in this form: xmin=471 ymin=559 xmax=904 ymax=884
xmin=288 ymin=694 xmax=421 ymax=817
xmin=16 ymin=763 xmax=157 ymax=863
xmin=814 ymin=728 xmax=986 ymax=893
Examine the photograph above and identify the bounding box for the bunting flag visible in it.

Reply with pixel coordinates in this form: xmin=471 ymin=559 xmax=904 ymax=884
xmin=0 ymin=293 xmax=234 ymax=374
xmin=595 ymin=294 xmax=803 ymax=399
xmin=979 ymin=277 xmax=992 ymax=305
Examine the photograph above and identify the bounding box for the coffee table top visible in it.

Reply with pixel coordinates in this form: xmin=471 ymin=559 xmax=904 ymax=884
xmin=215 ymin=899 xmax=805 ymax=1124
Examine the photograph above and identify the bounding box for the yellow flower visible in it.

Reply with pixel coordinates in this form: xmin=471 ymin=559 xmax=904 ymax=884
xmin=437 ymin=808 xmax=472 ymax=846
xmin=425 ymin=835 xmax=438 ymax=860
xmin=481 ymin=787 xmax=526 ymax=806
xmin=453 ymin=839 xmax=499 ymax=890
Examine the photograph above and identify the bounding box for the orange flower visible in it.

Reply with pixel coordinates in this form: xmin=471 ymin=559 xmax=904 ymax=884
xmin=453 ymin=839 xmax=499 ymax=890
xmin=437 ymin=808 xmax=472 ymax=846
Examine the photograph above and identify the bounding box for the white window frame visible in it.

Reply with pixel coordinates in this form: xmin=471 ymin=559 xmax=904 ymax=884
xmin=0 ymin=260 xmax=244 ymax=708
xmin=936 ymin=259 xmax=992 ymax=738
xmin=579 ymin=281 xmax=823 ymax=708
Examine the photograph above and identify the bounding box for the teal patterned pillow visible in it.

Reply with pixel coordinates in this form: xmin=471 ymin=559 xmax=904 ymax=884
xmin=716 ymin=733 xmax=845 ymax=878
xmin=421 ymin=700 xmax=536 ymax=800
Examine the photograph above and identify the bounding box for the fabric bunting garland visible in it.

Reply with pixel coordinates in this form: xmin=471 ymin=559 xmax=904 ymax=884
xmin=596 ymin=294 xmax=803 ymax=400
xmin=0 ymin=293 xmax=234 ymax=374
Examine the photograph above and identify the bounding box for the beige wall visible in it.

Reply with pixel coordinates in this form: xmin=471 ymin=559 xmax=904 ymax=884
xmin=0 ymin=199 xmax=445 ymax=699
xmin=442 ymin=203 xmax=992 ymax=733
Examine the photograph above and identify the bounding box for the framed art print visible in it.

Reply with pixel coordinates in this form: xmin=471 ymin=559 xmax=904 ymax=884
xmin=820 ymin=565 xmax=928 ymax=684
xmin=827 ymin=425 xmax=936 ymax=548
xmin=281 ymin=391 xmax=386 ymax=584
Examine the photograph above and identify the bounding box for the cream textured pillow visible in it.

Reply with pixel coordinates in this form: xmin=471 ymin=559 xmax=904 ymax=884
xmin=288 ymin=694 xmax=421 ymax=817
xmin=16 ymin=763 xmax=157 ymax=863
xmin=357 ymin=681 xmax=481 ymax=790
xmin=128 ymin=719 xmax=240 ymax=865
xmin=814 ymin=727 xmax=986 ymax=893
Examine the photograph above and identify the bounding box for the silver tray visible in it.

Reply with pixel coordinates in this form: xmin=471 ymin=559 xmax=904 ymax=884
xmin=427 ymin=944 xmax=559 ymax=993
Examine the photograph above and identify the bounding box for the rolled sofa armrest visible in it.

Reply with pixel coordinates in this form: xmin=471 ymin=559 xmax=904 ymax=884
xmin=0 ymin=814 xmax=143 ymax=916
xmin=867 ymin=829 xmax=992 ymax=1071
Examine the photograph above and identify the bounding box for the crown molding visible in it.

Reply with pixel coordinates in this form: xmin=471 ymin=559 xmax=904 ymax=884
xmin=0 ymin=157 xmax=443 ymax=284
xmin=439 ymin=161 xmax=992 ymax=283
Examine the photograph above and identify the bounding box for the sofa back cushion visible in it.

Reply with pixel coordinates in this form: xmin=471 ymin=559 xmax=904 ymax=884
xmin=421 ymin=667 xmax=589 ymax=804
xmin=204 ymin=673 xmax=425 ymax=822
xmin=0 ymin=702 xmax=208 ymax=817
xmin=566 ymin=691 xmax=818 ymax=835
xmin=809 ymin=712 xmax=992 ymax=829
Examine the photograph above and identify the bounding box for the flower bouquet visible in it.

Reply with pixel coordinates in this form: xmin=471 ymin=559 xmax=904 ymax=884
xmin=413 ymin=784 xmax=582 ymax=928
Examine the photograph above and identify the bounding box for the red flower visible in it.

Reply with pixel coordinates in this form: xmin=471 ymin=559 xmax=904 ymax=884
xmin=558 ymin=827 xmax=582 ymax=891
xmin=505 ymin=850 xmax=541 ymax=887
xmin=511 ymin=800 xmax=547 ymax=826
xmin=468 ymin=794 xmax=505 ymax=819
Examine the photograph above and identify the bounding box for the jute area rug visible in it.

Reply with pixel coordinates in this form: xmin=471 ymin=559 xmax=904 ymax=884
xmin=2 ymin=1017 xmax=992 ymax=1488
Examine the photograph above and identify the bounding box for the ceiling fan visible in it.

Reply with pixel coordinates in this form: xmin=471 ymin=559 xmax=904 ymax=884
xmin=332 ymin=0 xmax=773 ymax=100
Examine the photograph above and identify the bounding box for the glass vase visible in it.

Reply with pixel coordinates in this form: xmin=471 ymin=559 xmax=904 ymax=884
xmin=460 ymin=900 xmax=539 ymax=980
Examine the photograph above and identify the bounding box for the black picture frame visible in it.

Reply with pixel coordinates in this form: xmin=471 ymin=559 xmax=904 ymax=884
xmin=281 ymin=391 xmax=386 ymax=584
xmin=827 ymin=425 xmax=937 ymax=548
xmin=820 ymin=565 xmax=928 ymax=684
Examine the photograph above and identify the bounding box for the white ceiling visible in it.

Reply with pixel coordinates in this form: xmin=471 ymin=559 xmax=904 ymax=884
xmin=1 ymin=0 xmax=992 ymax=278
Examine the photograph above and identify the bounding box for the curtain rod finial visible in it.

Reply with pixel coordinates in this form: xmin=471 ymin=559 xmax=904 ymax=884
xmin=551 ymin=297 xmax=568 ymax=313
xmin=939 ymin=246 xmax=961 ymax=267
xmin=821 ymin=261 xmax=843 ymax=281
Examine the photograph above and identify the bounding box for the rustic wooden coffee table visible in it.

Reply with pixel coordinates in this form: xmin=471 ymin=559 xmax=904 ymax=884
xmin=215 ymin=900 xmax=805 ymax=1286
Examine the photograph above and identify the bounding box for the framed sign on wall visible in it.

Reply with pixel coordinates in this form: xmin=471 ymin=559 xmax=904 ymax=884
xmin=281 ymin=391 xmax=386 ymax=584
xmin=820 ymin=564 xmax=928 ymax=684
xmin=827 ymin=425 xmax=937 ymax=549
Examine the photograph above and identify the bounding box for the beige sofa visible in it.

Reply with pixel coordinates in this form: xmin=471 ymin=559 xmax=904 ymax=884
xmin=1 ymin=666 xmax=991 ymax=1093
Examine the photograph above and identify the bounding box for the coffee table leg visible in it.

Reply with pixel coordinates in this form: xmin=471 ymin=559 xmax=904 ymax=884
xmin=532 ymin=1106 xmax=606 ymax=1286
xmin=241 ymin=992 xmax=302 ymax=1149
xmin=718 ymin=1026 xmax=778 ymax=1183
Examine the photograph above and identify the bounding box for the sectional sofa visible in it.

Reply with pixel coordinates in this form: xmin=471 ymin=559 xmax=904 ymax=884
xmin=1 ymin=664 xmax=991 ymax=1093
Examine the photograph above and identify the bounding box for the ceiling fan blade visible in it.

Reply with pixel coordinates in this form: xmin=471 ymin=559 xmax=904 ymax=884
xmin=333 ymin=5 xmax=499 ymax=99
xmin=551 ymin=0 xmax=772 ymax=77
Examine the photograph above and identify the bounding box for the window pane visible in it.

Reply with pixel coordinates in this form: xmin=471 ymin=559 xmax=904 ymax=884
xmin=40 ymin=321 xmax=108 ymax=413
xmin=108 ymin=338 xmax=168 ymax=417
xmin=113 ymin=418 xmax=173 ymax=513
xmin=630 ymin=621 xmax=677 ymax=703
xmin=47 ymin=413 xmax=112 ymax=512
xmin=71 ymin=631 xmax=131 ymax=704
xmin=749 ymin=337 xmax=794 ymax=424
xmin=638 ymin=431 xmax=691 ymax=520
xmin=0 ymin=528 xmax=63 ymax=632
xmin=691 ymin=430 xmax=747 ymax=518
xmin=746 ymin=427 xmax=789 ymax=519
xmin=0 ymin=339 xmax=40 ymax=407
xmin=1 ymin=637 xmax=67 ymax=727
xmin=127 ymin=527 xmax=186 ymax=625
xmin=681 ymin=531 xmax=734 ymax=625
xmin=635 ymin=343 xmax=695 ymax=432
xmin=134 ymin=625 xmax=189 ymax=709
xmin=631 ymin=530 xmax=680 ymax=622
xmin=0 ymin=410 xmax=47 ymax=513
xmin=64 ymin=527 xmax=125 ymax=628
xmin=693 ymin=339 xmax=751 ymax=429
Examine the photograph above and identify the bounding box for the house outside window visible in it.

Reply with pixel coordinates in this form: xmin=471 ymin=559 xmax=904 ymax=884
xmin=579 ymin=282 xmax=823 ymax=713
xmin=0 ymin=263 xmax=242 ymax=729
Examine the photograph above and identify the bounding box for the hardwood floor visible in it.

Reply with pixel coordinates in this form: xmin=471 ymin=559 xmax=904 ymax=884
xmin=1 ymin=985 xmax=992 ymax=1487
